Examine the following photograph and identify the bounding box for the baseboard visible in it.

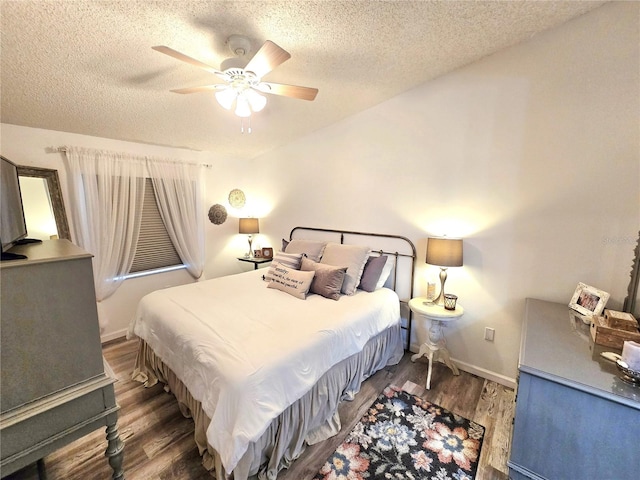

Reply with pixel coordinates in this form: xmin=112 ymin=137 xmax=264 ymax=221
xmin=451 ymin=358 xmax=517 ymax=390
xmin=408 ymin=342 xmax=517 ymax=389
xmin=100 ymin=328 xmax=128 ymax=345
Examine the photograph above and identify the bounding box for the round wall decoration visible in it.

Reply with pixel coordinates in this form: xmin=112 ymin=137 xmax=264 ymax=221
xmin=208 ymin=204 xmax=228 ymax=225
xmin=228 ymin=188 xmax=246 ymax=208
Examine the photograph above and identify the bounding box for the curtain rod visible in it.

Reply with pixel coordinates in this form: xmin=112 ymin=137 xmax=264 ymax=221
xmin=50 ymin=146 xmax=212 ymax=168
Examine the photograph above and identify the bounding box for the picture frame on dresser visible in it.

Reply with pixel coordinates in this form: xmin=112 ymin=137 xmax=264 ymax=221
xmin=569 ymin=282 xmax=610 ymax=316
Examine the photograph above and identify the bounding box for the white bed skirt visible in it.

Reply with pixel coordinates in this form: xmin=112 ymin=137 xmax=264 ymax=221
xmin=133 ymin=321 xmax=403 ymax=480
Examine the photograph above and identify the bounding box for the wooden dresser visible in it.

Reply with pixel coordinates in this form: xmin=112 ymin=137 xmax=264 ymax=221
xmin=0 ymin=240 xmax=124 ymax=479
xmin=508 ymin=298 xmax=639 ymax=479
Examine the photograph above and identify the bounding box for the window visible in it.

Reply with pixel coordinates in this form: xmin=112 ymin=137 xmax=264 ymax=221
xmin=129 ymin=178 xmax=182 ymax=274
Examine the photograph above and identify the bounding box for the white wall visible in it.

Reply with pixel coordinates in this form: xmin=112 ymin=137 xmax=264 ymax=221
xmin=1 ymin=2 xmax=637 ymax=384
xmin=243 ymin=2 xmax=640 ymax=384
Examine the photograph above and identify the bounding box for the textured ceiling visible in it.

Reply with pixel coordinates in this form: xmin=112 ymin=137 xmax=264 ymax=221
xmin=1 ymin=0 xmax=606 ymax=159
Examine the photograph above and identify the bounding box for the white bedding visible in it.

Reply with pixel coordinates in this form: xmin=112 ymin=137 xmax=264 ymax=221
xmin=128 ymin=268 xmax=400 ymax=474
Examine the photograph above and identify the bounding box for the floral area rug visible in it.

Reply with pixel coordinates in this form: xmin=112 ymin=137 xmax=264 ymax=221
xmin=313 ymin=385 xmax=484 ymax=480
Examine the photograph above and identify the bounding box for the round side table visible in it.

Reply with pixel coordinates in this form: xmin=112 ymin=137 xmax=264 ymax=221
xmin=409 ymin=297 xmax=464 ymax=390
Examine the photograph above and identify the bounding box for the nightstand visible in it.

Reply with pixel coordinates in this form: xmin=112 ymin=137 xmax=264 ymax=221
xmin=408 ymin=296 xmax=464 ymax=390
xmin=237 ymin=257 xmax=272 ymax=270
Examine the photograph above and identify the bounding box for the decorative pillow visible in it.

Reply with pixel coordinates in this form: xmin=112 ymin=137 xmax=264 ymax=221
xmin=320 ymin=243 xmax=371 ymax=295
xmin=284 ymin=239 xmax=327 ymax=262
xmin=263 ymin=252 xmax=303 ymax=281
xmin=301 ymin=257 xmax=347 ymax=300
xmin=358 ymin=255 xmax=388 ymax=292
xmin=267 ymin=263 xmax=315 ymax=300
xmin=281 ymin=238 xmax=290 ymax=251
xmin=376 ymin=255 xmax=395 ymax=289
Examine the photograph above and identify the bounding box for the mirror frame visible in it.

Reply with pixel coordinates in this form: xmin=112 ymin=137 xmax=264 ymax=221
xmin=623 ymin=230 xmax=640 ymax=317
xmin=17 ymin=165 xmax=71 ymax=241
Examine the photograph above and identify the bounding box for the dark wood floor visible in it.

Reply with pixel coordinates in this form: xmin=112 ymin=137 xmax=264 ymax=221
xmin=38 ymin=338 xmax=514 ymax=480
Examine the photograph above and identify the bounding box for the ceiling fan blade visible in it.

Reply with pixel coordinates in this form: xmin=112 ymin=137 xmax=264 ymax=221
xmin=258 ymin=82 xmax=318 ymax=101
xmin=170 ymin=84 xmax=227 ymax=94
xmin=244 ymin=41 xmax=291 ymax=78
xmin=152 ymin=46 xmax=226 ymax=79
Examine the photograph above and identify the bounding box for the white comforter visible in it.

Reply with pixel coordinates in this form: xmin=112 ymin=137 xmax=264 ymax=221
xmin=128 ymin=268 xmax=400 ymax=474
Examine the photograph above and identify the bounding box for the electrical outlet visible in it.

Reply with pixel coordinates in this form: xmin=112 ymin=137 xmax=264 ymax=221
xmin=484 ymin=327 xmax=495 ymax=342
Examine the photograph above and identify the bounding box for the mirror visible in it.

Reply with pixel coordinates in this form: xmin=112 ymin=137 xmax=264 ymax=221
xmin=17 ymin=166 xmax=70 ymax=241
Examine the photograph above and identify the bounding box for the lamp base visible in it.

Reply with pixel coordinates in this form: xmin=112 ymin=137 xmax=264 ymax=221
xmin=433 ymin=267 xmax=448 ymax=306
xmin=247 ymin=235 xmax=254 ymax=259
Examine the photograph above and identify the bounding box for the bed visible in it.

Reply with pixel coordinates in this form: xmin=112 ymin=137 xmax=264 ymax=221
xmin=128 ymin=227 xmax=416 ymax=479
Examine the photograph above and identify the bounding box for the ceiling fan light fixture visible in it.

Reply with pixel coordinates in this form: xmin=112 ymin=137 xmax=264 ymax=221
xmin=244 ymin=89 xmax=267 ymax=113
xmin=235 ymin=94 xmax=252 ymax=118
xmin=215 ymin=89 xmax=236 ymax=110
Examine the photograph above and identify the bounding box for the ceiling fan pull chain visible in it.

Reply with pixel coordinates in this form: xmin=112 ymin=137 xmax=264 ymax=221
xmin=240 ymin=117 xmax=252 ymax=134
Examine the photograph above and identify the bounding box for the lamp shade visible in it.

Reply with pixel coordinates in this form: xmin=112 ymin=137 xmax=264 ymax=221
xmin=426 ymin=237 xmax=463 ymax=267
xmin=239 ymin=217 xmax=259 ymax=234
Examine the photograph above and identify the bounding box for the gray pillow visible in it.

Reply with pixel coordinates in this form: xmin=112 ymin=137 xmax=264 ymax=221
xmin=358 ymin=255 xmax=388 ymax=292
xmin=320 ymin=243 xmax=371 ymax=295
xmin=301 ymin=257 xmax=347 ymax=300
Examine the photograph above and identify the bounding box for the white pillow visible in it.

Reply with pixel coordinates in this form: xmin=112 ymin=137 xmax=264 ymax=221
xmin=267 ymin=263 xmax=315 ymax=299
xmin=320 ymin=243 xmax=371 ymax=295
xmin=376 ymin=255 xmax=395 ymax=290
xmin=284 ymin=239 xmax=327 ymax=262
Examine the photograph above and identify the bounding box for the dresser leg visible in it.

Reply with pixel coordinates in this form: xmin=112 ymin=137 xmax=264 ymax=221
xmin=105 ymin=421 xmax=125 ymax=480
xmin=37 ymin=458 xmax=47 ymax=480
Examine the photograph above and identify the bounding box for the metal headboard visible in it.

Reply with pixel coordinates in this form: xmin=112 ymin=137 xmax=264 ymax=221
xmin=289 ymin=226 xmax=417 ymax=350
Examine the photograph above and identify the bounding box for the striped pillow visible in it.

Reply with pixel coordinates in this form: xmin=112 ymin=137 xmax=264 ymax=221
xmin=263 ymin=252 xmax=303 ymax=281
xmin=273 ymin=251 xmax=303 ymax=269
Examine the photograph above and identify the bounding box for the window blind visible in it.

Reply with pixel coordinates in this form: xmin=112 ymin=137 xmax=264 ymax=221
xmin=129 ymin=178 xmax=182 ymax=273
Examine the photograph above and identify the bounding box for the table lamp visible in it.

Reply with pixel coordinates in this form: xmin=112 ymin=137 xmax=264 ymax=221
xmin=239 ymin=217 xmax=259 ymax=258
xmin=426 ymin=237 xmax=463 ymax=306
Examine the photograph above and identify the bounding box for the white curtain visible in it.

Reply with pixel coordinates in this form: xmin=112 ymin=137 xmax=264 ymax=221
xmin=146 ymin=159 xmax=205 ymax=279
xmin=65 ymin=147 xmax=147 ymax=328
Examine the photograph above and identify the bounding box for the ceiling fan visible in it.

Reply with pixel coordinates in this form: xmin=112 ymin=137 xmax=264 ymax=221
xmin=153 ymin=35 xmax=318 ymax=121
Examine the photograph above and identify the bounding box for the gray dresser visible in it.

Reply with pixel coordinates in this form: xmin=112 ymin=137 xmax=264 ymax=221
xmin=0 ymin=240 xmax=124 ymax=479
xmin=508 ymin=298 xmax=640 ymax=479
